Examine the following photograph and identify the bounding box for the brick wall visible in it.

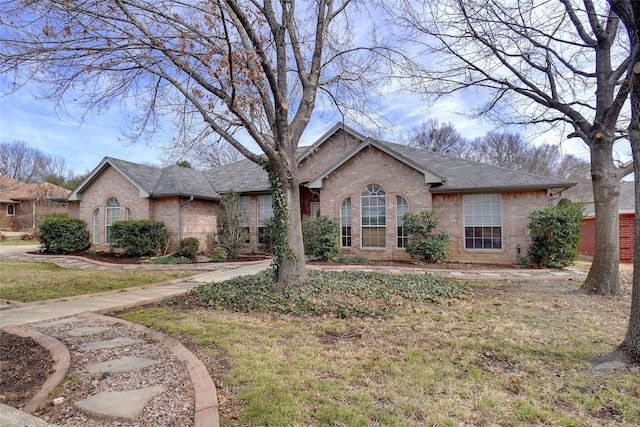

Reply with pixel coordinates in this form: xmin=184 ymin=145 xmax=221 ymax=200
xmin=298 ymin=129 xmax=362 ymax=183
xmin=578 ymin=218 xmax=596 ymax=257
xmin=317 ymin=145 xmax=551 ymax=264
xmin=149 ymin=197 xmax=218 ymax=251
xmin=433 ymin=191 xmax=550 ymax=264
xmin=75 ymin=166 xmax=150 ymax=247
xmin=619 ymin=213 xmax=634 ymax=262
xmin=578 ymin=214 xmax=634 ymax=263
xmin=319 ymin=145 xmax=432 ymax=261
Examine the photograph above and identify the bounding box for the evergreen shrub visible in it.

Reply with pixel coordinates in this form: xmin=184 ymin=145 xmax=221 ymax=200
xmin=38 ymin=215 xmax=90 ymax=254
xmin=403 ymin=210 xmax=451 ymax=261
xmin=109 ymin=220 xmax=167 ymax=257
xmin=527 ymin=201 xmax=584 ymax=268
xmin=302 ymin=215 xmax=339 ymax=260
xmin=176 ymin=237 xmax=200 ymax=261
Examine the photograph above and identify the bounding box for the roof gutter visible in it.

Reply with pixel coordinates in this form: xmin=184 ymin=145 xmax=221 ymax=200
xmin=179 ymin=195 xmax=195 ymax=241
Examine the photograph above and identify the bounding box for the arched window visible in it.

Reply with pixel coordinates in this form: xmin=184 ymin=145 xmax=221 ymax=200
xmin=93 ymin=209 xmax=100 ymax=244
xmin=341 ymin=198 xmax=352 ymax=247
xmin=105 ymin=198 xmax=120 ymax=244
xmin=7 ymin=204 xmax=15 ymax=216
xmin=125 ymin=207 xmax=134 ymax=220
xmin=396 ymin=196 xmax=409 ymax=248
xmin=361 ymin=184 xmax=386 ymax=248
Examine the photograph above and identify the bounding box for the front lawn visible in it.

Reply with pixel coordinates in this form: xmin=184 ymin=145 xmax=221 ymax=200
xmin=0 ymin=239 xmax=40 ymax=246
xmin=0 ymin=261 xmax=197 ymax=302
xmin=121 ymin=271 xmax=639 ymax=426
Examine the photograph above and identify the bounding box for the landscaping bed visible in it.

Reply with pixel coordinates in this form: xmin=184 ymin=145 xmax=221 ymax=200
xmin=0 ymin=331 xmax=52 ymax=409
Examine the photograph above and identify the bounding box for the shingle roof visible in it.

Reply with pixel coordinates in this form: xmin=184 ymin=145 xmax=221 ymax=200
xmin=583 ymin=180 xmax=634 ymax=217
xmin=0 ymin=174 xmax=70 ymax=203
xmin=204 ymin=159 xmax=270 ymax=194
xmin=152 ymin=165 xmax=218 ymax=200
xmin=377 ymin=141 xmax=574 ymax=193
xmin=66 ymin=122 xmax=574 ymax=201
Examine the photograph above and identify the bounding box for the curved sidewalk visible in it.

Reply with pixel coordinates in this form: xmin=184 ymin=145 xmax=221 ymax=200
xmin=1 ymin=247 xmax=272 ymax=427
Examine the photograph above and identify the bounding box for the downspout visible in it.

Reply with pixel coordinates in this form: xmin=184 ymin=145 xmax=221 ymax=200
xmin=179 ymin=196 xmax=194 ymax=241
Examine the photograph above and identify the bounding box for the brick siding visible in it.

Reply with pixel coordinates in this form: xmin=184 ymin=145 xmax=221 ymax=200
xmin=578 ymin=214 xmax=634 ymax=263
xmin=298 ymin=129 xmax=362 ymax=183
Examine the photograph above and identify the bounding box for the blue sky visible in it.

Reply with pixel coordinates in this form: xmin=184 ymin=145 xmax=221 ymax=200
xmin=0 ymin=80 xmax=596 ymax=176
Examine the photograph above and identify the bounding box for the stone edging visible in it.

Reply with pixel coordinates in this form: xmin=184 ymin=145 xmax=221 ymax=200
xmin=80 ymin=312 xmax=220 ymax=427
xmin=0 ymin=324 xmax=71 ymax=414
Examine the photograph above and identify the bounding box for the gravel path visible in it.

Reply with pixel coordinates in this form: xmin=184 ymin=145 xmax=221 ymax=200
xmin=30 ymin=315 xmax=196 ymax=426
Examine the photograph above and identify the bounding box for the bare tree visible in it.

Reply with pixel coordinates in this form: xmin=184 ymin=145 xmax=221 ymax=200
xmin=404 ymin=118 xmax=470 ymax=156
xmin=0 ymin=0 xmax=392 ymax=285
xmin=607 ymin=0 xmax=640 ymax=363
xmin=470 ymin=131 xmax=535 ymax=170
xmin=0 ymin=140 xmax=67 ymax=182
xmin=405 ymin=122 xmax=593 ymax=200
xmin=394 ymin=0 xmax=632 ymax=295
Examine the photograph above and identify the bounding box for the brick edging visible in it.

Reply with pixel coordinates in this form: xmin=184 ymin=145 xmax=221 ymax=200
xmin=80 ymin=313 xmax=219 ymax=427
xmin=1 ymin=324 xmax=71 ymax=414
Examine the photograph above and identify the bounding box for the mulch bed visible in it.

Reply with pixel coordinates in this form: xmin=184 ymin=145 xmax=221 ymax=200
xmin=0 ymin=331 xmax=52 ymax=409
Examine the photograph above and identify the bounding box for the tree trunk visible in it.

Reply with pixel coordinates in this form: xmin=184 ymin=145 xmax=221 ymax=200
xmin=621 ymin=48 xmax=640 ymax=362
xmin=273 ymin=163 xmax=309 ymax=286
xmin=580 ymin=138 xmax=621 ymax=296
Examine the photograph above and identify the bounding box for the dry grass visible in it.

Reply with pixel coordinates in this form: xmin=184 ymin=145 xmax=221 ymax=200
xmin=121 ymin=271 xmax=640 ymax=426
xmin=0 ymin=261 xmax=197 ymax=302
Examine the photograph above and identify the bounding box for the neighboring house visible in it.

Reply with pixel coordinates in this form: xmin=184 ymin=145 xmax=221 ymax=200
xmin=0 ymin=175 xmax=70 ymax=231
xmin=578 ymin=180 xmax=634 ymax=262
xmin=66 ymin=123 xmax=574 ymax=263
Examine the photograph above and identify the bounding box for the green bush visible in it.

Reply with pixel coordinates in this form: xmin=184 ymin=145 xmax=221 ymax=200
xmin=38 ymin=216 xmax=90 ymax=254
xmin=211 ymin=246 xmax=228 ymax=262
xmin=109 ymin=220 xmax=168 ymax=257
xmin=527 ymin=201 xmax=584 ymax=268
xmin=403 ymin=210 xmax=451 ymax=261
xmin=151 ymin=255 xmax=192 ymax=265
xmin=216 ymin=192 xmax=249 ymax=259
xmin=176 ymin=237 xmax=200 ymax=261
xmin=302 ymin=215 xmax=339 ymax=260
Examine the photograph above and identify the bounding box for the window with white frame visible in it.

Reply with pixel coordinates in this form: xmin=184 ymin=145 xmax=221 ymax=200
xmin=125 ymin=207 xmax=134 ymax=220
xmin=93 ymin=209 xmax=100 ymax=244
xmin=341 ymin=198 xmax=352 ymax=247
xmin=239 ymin=195 xmax=251 ymax=243
xmin=7 ymin=204 xmax=15 ymax=216
xmin=361 ymin=184 xmax=386 ymax=248
xmin=105 ymin=197 xmax=120 ymax=244
xmin=396 ymin=196 xmax=409 ymax=248
xmin=257 ymin=194 xmax=273 ymax=244
xmin=464 ymin=194 xmax=502 ymax=250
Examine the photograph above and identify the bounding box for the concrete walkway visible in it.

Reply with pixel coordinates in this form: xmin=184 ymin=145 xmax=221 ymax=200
xmin=0 ymin=246 xmax=587 ymax=426
xmin=1 ymin=246 xmax=271 ymax=427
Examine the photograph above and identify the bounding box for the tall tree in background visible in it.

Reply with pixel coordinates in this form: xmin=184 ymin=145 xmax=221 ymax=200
xmin=405 ymin=118 xmax=470 ymax=156
xmin=0 ymin=0 xmax=391 ymax=285
xmin=405 ymin=123 xmax=593 ymax=201
xmin=395 ymin=0 xmax=632 ymax=295
xmin=607 ymin=0 xmax=640 ymax=363
xmin=0 ymin=140 xmax=72 ymax=184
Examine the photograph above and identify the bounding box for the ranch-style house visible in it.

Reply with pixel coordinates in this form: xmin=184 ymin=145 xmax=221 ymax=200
xmin=66 ymin=123 xmax=574 ymax=264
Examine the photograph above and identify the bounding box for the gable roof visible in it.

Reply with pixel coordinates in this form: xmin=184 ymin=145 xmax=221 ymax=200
xmin=0 ymin=175 xmax=70 ymax=203
xmin=297 ymin=122 xmax=367 ymax=164
xmin=67 ymin=157 xmax=218 ymax=201
xmin=307 ymin=138 xmax=445 ymax=189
